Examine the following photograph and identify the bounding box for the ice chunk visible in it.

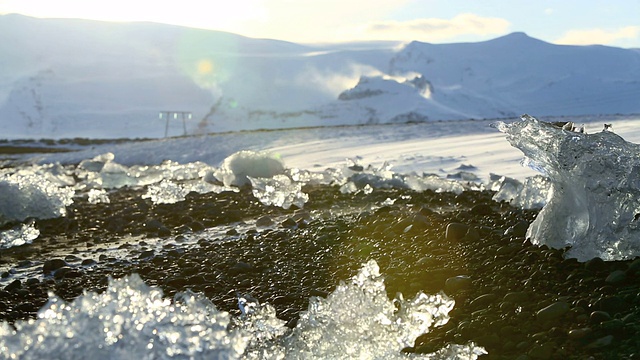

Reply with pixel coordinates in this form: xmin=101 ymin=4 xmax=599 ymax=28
xmin=142 ymin=179 xmax=233 ymax=205
xmin=497 ymin=114 xmax=640 ymax=261
xmin=0 ymin=173 xmax=74 ymax=225
xmin=249 ymin=174 xmax=309 ymax=209
xmin=0 ymin=220 xmax=40 ymax=249
xmin=75 ymin=153 xmax=138 ymax=190
xmin=278 ymin=260 xmax=485 ymax=359
xmin=491 ymin=174 xmax=550 ymax=210
xmin=214 ymin=150 xmax=286 ymax=187
xmin=0 ymin=261 xmax=485 ymax=359
xmin=142 ymin=179 xmax=185 ymax=204
xmin=87 ymin=189 xmax=110 ymax=204
xmin=0 ymin=274 xmax=249 ymax=359
xmin=77 ymin=152 xmax=115 ymax=172
xmin=405 ymin=174 xmax=465 ymax=194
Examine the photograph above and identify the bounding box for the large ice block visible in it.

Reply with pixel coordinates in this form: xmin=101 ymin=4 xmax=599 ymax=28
xmin=497 ymin=115 xmax=640 ymax=261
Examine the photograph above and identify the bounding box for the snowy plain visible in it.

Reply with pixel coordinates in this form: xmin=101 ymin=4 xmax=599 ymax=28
xmin=28 ymin=114 xmax=640 ymax=183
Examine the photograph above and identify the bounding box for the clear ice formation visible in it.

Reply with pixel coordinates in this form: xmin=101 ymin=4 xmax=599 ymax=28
xmin=0 ymin=173 xmax=74 ymax=226
xmin=249 ymin=174 xmax=309 ymax=210
xmin=497 ymin=114 xmax=640 ymax=261
xmin=0 ymin=260 xmax=486 ymax=360
xmin=490 ymin=174 xmax=550 ymax=210
xmin=0 ymin=221 xmax=40 ymax=249
xmin=142 ymin=179 xmax=233 ymax=205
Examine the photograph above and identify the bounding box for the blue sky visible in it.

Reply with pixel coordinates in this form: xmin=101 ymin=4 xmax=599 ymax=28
xmin=1 ymin=0 xmax=639 ymax=47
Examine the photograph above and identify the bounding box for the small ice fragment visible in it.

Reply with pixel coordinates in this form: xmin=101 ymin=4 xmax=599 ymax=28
xmin=0 ymin=221 xmax=40 ymax=249
xmin=248 ymin=175 xmax=309 ymax=209
xmin=340 ymin=181 xmax=358 ymax=194
xmin=87 ymin=189 xmax=110 ymax=204
xmin=143 ymin=180 xmax=185 ymax=204
xmin=405 ymin=174 xmax=465 ymax=194
xmin=498 ymin=114 xmax=640 ymax=261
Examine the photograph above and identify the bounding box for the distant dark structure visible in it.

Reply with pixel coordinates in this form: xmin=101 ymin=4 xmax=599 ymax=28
xmin=159 ymin=111 xmax=192 ymax=137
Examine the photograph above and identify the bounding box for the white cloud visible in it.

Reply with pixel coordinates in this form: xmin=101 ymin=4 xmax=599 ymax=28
xmin=362 ymin=13 xmax=511 ymax=42
xmin=555 ymin=26 xmax=640 ymax=46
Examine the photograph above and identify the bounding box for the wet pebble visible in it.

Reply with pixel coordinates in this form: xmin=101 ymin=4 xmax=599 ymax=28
xmin=42 ymin=258 xmax=69 ymax=274
xmin=586 ymin=335 xmax=614 ymax=349
xmin=568 ymin=327 xmax=592 ymax=340
xmin=590 ymin=310 xmax=612 ymax=324
xmin=605 ymin=270 xmax=627 ymax=285
xmin=536 ymin=301 xmax=570 ymax=323
xmin=445 ymin=223 xmax=469 ymax=241
xmin=445 ymin=275 xmax=472 ymax=293
xmin=584 ymin=257 xmax=607 ymax=273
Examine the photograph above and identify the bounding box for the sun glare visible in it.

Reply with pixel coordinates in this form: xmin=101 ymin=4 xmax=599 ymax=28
xmin=197 ymin=60 xmax=214 ymax=75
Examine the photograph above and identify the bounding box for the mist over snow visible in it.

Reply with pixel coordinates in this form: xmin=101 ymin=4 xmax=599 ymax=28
xmin=1 ymin=14 xmax=640 ymax=139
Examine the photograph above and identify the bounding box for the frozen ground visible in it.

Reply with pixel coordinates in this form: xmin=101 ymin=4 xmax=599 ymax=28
xmin=23 ymin=114 xmax=640 ymax=183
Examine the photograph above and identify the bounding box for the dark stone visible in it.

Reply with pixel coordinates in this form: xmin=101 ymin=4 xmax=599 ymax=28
xmin=42 ymin=259 xmax=69 ymax=274
xmin=505 ymin=221 xmax=530 ymax=238
xmin=230 ymin=261 xmax=255 ymax=274
xmin=568 ymin=327 xmax=592 ymax=340
xmin=4 ymin=280 xmax=21 ymax=292
xmin=596 ymin=296 xmax=628 ymax=315
xmin=590 ymin=310 xmax=612 ymax=324
xmin=605 ymin=270 xmax=627 ymax=285
xmin=53 ymin=267 xmax=73 ymax=279
xmin=469 ymin=293 xmax=497 ymax=308
xmin=81 ymin=259 xmax=97 ymax=266
xmin=445 ymin=223 xmax=470 ymax=241
xmin=190 ymin=221 xmax=205 ymax=232
xmin=281 ymin=218 xmax=297 ymax=229
xmin=138 ymin=250 xmax=155 ymax=259
xmin=158 ymin=226 xmax=171 ymax=237
xmin=144 ymin=219 xmax=164 ymax=231
xmin=445 ymin=275 xmax=472 ymax=293
xmin=471 ymin=204 xmax=494 ymax=215
xmin=537 ymin=301 xmax=570 ymax=323
xmin=584 ymin=257 xmax=607 ymax=272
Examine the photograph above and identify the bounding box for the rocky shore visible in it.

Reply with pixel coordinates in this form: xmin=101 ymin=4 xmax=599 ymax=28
xmin=1 ymin=183 xmax=640 ymax=359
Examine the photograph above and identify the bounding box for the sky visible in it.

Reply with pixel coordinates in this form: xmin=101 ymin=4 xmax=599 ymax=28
xmin=1 ymin=0 xmax=639 ymax=47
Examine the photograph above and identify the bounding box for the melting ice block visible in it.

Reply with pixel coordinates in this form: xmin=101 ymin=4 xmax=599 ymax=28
xmin=0 ymin=173 xmax=74 ymax=225
xmin=497 ymin=115 xmax=640 ymax=261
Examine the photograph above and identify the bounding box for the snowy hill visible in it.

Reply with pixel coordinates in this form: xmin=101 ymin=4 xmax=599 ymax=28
xmin=1 ymin=15 xmax=639 ymax=139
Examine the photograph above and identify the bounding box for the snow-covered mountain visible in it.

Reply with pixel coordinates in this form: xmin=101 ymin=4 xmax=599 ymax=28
xmin=1 ymin=14 xmax=639 ymax=139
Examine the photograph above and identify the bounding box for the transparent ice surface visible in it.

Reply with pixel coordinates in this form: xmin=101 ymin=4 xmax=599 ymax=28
xmin=142 ymin=179 xmax=235 ymax=205
xmin=405 ymin=174 xmax=465 ymax=194
xmin=0 ymin=260 xmax=485 ymax=360
xmin=0 ymin=220 xmax=40 ymax=249
xmin=0 ymin=173 xmax=74 ymax=226
xmin=491 ymin=174 xmax=550 ymax=210
xmin=497 ymin=115 xmax=640 ymax=261
xmin=278 ymin=260 xmax=479 ymax=360
xmin=249 ymin=174 xmax=309 ymax=210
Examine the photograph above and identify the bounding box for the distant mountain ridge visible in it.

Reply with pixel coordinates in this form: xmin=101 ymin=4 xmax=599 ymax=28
xmin=1 ymin=14 xmax=639 ymax=139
